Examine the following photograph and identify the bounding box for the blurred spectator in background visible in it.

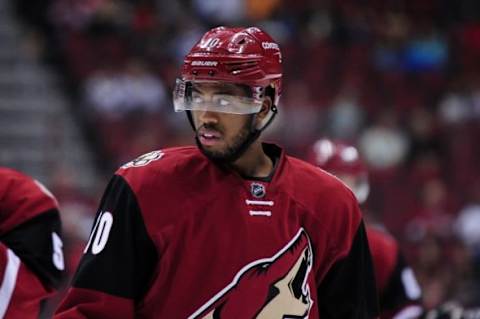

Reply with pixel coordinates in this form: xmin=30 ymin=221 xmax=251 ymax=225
xmin=84 ymin=58 xmax=166 ymax=118
xmin=454 ymin=181 xmax=480 ymax=306
xmin=359 ymin=109 xmax=410 ymax=171
xmin=327 ymin=85 xmax=366 ymax=140
xmin=192 ymin=0 xmax=245 ymax=24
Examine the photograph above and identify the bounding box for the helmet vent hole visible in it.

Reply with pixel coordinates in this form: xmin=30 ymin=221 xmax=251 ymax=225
xmin=224 ymin=60 xmax=259 ymax=74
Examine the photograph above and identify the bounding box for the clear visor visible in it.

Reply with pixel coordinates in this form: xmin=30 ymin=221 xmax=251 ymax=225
xmin=173 ymin=79 xmax=264 ymax=115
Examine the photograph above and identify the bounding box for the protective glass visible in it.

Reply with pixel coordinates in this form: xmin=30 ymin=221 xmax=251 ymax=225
xmin=173 ymin=79 xmax=264 ymax=115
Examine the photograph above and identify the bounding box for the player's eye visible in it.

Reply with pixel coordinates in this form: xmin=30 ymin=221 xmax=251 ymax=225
xmin=217 ymin=97 xmax=231 ymax=107
xmin=192 ymin=94 xmax=204 ymax=104
xmin=212 ymin=95 xmax=233 ymax=107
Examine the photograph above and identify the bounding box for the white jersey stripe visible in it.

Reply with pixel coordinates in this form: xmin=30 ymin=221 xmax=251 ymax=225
xmin=0 ymin=248 xmax=21 ymax=318
xmin=245 ymin=200 xmax=274 ymax=206
xmin=393 ymin=305 xmax=424 ymax=319
xmin=249 ymin=210 xmax=272 ymax=217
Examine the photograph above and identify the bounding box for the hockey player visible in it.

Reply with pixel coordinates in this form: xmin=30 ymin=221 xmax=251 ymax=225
xmin=307 ymin=138 xmax=423 ymax=319
xmin=56 ymin=26 xmax=379 ymax=318
xmin=0 ymin=167 xmax=64 ymax=318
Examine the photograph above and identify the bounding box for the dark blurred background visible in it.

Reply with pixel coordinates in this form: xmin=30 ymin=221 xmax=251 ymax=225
xmin=1 ymin=0 xmax=479 ymax=315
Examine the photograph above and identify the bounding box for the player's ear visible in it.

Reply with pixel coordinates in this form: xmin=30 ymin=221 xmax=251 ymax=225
xmin=255 ymin=96 xmax=272 ymax=123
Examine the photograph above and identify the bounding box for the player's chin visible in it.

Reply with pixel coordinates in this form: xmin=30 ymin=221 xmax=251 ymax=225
xmin=199 ymin=145 xmax=232 ymax=161
xmin=201 ymin=146 xmax=226 ymax=157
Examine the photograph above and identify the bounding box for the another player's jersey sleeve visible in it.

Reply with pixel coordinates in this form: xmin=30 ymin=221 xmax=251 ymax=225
xmin=0 ymin=241 xmax=54 ymax=319
xmin=379 ymin=252 xmax=423 ymax=319
xmin=55 ymin=175 xmax=158 ymax=319
xmin=0 ymin=169 xmax=65 ymax=319
xmin=317 ymin=207 xmax=379 ymax=318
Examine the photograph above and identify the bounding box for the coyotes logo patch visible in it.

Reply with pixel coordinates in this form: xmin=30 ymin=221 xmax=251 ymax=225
xmin=190 ymin=228 xmax=314 ymax=319
xmin=121 ymin=150 xmax=164 ymax=169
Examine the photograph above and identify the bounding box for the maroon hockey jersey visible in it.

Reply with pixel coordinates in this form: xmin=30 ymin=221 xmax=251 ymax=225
xmin=367 ymin=227 xmax=423 ymax=319
xmin=0 ymin=167 xmax=64 ymax=319
xmin=56 ymin=144 xmax=378 ymax=318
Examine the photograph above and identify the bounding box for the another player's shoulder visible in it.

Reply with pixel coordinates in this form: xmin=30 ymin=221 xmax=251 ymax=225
xmin=0 ymin=167 xmax=58 ymax=232
xmin=366 ymin=225 xmax=401 ymax=287
xmin=116 ymin=146 xmax=207 ymax=190
xmin=282 ymin=156 xmax=363 ymax=241
xmin=285 ymin=155 xmax=355 ymax=200
xmin=0 ymin=167 xmax=31 ymax=187
xmin=367 ymin=226 xmax=399 ymax=253
xmin=0 ymin=167 xmax=57 ymax=204
xmin=0 ymin=167 xmax=28 ymax=202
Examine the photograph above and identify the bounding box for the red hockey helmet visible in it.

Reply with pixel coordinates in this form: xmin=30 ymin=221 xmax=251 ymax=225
xmin=174 ymin=26 xmax=282 ymax=127
xmin=308 ymin=138 xmax=370 ymax=204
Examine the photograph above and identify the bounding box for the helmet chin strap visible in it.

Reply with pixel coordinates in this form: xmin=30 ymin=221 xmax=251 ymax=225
xmin=186 ymin=105 xmax=278 ymax=164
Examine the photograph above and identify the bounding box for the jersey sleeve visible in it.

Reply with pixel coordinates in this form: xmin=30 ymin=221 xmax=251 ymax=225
xmin=379 ymin=252 xmax=423 ymax=319
xmin=0 ymin=169 xmax=65 ymax=319
xmin=0 ymin=241 xmax=57 ymax=319
xmin=54 ymin=174 xmax=158 ymax=319
xmin=317 ymin=217 xmax=379 ymax=319
xmin=0 ymin=210 xmax=64 ymax=289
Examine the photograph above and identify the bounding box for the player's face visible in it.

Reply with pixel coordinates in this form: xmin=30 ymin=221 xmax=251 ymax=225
xmin=191 ymin=83 xmax=255 ymax=161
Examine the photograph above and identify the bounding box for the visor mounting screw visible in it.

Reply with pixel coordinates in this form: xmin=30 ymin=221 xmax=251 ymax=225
xmin=192 ymin=70 xmax=198 ymax=75
xmin=208 ymin=70 xmax=215 ymax=76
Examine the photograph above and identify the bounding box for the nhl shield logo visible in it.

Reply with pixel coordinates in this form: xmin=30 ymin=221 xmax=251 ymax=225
xmin=251 ymin=182 xmax=266 ymax=198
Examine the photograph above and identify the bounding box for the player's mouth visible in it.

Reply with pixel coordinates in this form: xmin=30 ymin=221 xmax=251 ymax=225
xmin=198 ymin=128 xmax=223 ymax=146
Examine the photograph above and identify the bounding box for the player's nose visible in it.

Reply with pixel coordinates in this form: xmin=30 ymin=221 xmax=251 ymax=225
xmin=198 ymin=110 xmax=219 ymax=124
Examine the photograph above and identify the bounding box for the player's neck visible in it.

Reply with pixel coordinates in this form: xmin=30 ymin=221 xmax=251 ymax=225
xmin=231 ymin=142 xmax=273 ymax=178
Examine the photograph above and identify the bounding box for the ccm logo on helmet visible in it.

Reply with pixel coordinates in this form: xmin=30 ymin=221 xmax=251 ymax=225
xmin=262 ymin=42 xmax=279 ymax=50
xmin=192 ymin=61 xmax=219 ymax=67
